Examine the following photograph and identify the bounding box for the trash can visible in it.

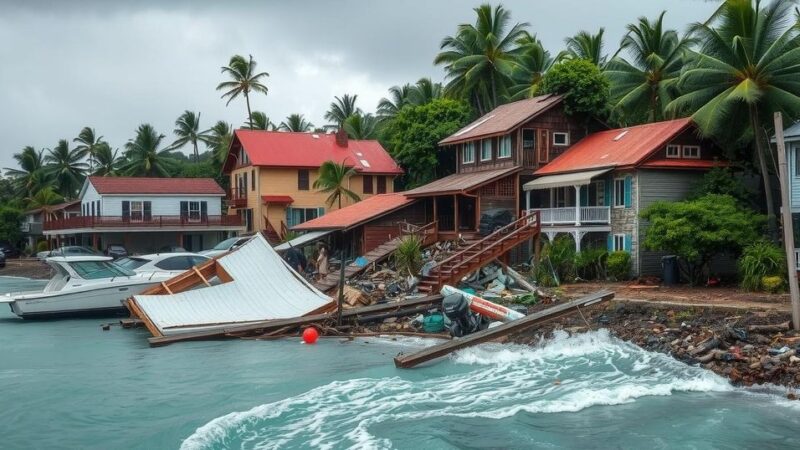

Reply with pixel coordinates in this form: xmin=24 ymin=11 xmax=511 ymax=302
xmin=662 ymin=255 xmax=679 ymax=285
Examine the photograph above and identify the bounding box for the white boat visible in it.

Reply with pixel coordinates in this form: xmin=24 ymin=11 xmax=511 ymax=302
xmin=114 ymin=252 xmax=211 ymax=277
xmin=1 ymin=256 xmax=173 ymax=319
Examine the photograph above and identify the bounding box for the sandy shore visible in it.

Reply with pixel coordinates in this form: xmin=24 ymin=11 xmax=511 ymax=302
xmin=0 ymin=259 xmax=52 ymax=279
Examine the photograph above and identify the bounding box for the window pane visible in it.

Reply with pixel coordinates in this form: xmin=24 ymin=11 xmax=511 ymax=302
xmin=522 ymin=130 xmax=535 ymax=149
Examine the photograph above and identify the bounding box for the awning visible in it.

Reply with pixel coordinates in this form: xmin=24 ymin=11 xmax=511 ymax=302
xmin=523 ymin=168 xmax=612 ymax=191
xmin=262 ymin=195 xmax=294 ymax=204
xmin=274 ymin=230 xmax=333 ymax=252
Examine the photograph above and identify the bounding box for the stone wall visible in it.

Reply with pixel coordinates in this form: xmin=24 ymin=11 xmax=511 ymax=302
xmin=609 ymin=171 xmax=640 ymax=276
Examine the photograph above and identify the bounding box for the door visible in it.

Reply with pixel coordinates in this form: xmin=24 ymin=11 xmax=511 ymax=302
xmin=458 ymin=196 xmax=476 ymax=231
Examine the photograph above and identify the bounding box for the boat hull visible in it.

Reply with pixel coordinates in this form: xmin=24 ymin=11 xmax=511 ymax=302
xmin=8 ymin=281 xmax=163 ymax=319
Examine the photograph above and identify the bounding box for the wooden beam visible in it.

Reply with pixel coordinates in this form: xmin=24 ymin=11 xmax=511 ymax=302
xmin=160 ymin=282 xmax=173 ymax=294
xmin=393 ymin=290 xmax=614 ymax=369
xmin=193 ymin=267 xmax=211 ymax=287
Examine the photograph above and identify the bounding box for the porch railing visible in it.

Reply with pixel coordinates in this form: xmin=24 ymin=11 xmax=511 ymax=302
xmin=226 ymin=188 xmax=247 ymax=208
xmin=44 ymin=215 xmax=244 ymax=231
xmin=529 ymin=206 xmax=610 ymax=226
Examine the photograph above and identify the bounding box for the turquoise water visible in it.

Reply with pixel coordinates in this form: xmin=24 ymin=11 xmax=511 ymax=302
xmin=2 ymin=276 xmax=800 ymax=449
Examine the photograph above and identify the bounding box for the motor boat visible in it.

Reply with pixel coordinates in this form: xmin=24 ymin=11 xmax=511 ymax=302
xmin=114 ymin=252 xmax=211 ymax=277
xmin=1 ymin=256 xmax=173 ymax=319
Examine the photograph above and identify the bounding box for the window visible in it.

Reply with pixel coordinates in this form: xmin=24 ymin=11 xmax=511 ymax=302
xmin=363 ymin=175 xmax=373 ymax=194
xmin=553 ymin=132 xmax=569 ymax=146
xmin=481 ymin=139 xmax=492 ymax=161
xmin=180 ymin=201 xmax=206 ymax=221
xmin=682 ymin=145 xmax=701 ymax=159
xmin=242 ymin=172 xmax=248 ymax=194
xmin=795 ymin=148 xmax=800 ymax=177
xmin=96 ymin=200 xmax=100 ymax=216
xmin=589 ymin=180 xmax=605 ymax=206
xmin=188 ymin=201 xmax=201 ymax=221
xmin=298 ymin=169 xmax=309 ymax=190
xmin=90 ymin=202 xmax=95 ymax=217
xmin=462 ymin=142 xmax=475 ymax=164
xmin=614 ymin=178 xmax=626 ymax=207
xmin=498 ymin=135 xmax=512 ymax=158
xmin=69 ymin=260 xmax=135 ymax=279
xmin=522 ymin=129 xmax=536 ymax=149
xmin=377 ymin=176 xmax=387 ymax=194
xmin=666 ymin=144 xmax=680 ymax=158
xmin=155 ymin=256 xmax=195 ymax=271
xmin=115 ymin=257 xmax=148 ymax=270
xmin=613 ymin=234 xmax=626 ymax=252
xmin=286 ymin=207 xmax=325 ymax=227
xmin=251 ymin=169 xmax=255 ymax=191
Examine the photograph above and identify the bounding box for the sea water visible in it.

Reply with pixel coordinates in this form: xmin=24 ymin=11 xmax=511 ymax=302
xmin=1 ymin=276 xmax=800 ymax=449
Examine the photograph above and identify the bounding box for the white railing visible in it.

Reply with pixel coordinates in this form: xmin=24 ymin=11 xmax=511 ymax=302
xmin=529 ymin=206 xmax=611 ymax=226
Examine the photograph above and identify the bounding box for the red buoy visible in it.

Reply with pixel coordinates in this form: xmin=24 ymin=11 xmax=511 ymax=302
xmin=302 ymin=327 xmax=319 ymax=344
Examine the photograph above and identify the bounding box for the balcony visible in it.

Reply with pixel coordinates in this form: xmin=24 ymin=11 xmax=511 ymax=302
xmin=20 ymin=222 xmax=43 ymax=234
xmin=227 ymin=188 xmax=247 ymax=209
xmin=528 ymin=206 xmax=610 ymax=226
xmin=44 ymin=215 xmax=244 ymax=232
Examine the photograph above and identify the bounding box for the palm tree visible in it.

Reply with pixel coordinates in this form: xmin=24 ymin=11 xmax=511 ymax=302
xmin=668 ymin=0 xmax=800 ymax=238
xmin=434 ymin=3 xmax=528 ymax=115
xmin=378 ymin=84 xmax=412 ymax=120
xmin=279 ymin=114 xmax=313 ymax=132
xmin=206 ymin=121 xmax=233 ymax=165
xmin=73 ymin=127 xmax=104 ymax=172
xmin=171 ymin=110 xmax=211 ymax=161
xmin=3 ymin=146 xmax=46 ymax=197
xmin=605 ymin=12 xmax=693 ymax=124
xmin=216 ymin=54 xmax=270 ymax=126
xmin=508 ymin=33 xmax=554 ymax=100
xmin=408 ymin=78 xmax=444 ymax=105
xmin=324 ymin=94 xmax=360 ymax=126
xmin=245 ymin=111 xmax=274 ymax=130
xmin=344 ymin=113 xmax=379 ymax=140
xmin=26 ymin=186 xmax=64 ymax=209
xmin=562 ymin=29 xmax=607 ymax=67
xmin=91 ymin=142 xmax=121 ymax=176
xmin=121 ymin=124 xmax=177 ymax=177
xmin=44 ymin=140 xmax=88 ymax=198
xmin=313 ymin=160 xmax=360 ymax=209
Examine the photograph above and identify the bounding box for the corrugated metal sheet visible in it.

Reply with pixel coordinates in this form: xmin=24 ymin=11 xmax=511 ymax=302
xmin=292 ymin=193 xmax=415 ymax=231
xmin=274 ymin=230 xmax=332 ymax=252
xmin=440 ymin=94 xmax=562 ymax=145
xmin=404 ymin=167 xmax=520 ymax=197
xmin=522 ymin=168 xmax=611 ymax=190
xmin=132 ymin=234 xmax=331 ymax=335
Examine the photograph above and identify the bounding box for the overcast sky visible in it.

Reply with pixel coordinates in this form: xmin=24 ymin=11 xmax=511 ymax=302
xmin=0 ymin=0 xmax=719 ymax=172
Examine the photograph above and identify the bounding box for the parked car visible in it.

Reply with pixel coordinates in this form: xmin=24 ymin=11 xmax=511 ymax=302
xmin=157 ymin=245 xmax=187 ymax=253
xmin=0 ymin=241 xmax=20 ymax=258
xmin=478 ymin=209 xmax=514 ymax=236
xmin=200 ymin=236 xmax=250 ymax=258
xmin=37 ymin=246 xmax=100 ymax=260
xmin=114 ymin=252 xmax=211 ymax=276
xmin=0 ymin=251 xmax=6 ymax=268
xmin=105 ymin=245 xmax=128 ymax=259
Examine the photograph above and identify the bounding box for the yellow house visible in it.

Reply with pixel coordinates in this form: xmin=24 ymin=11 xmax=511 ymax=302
xmin=222 ymin=128 xmax=403 ymax=241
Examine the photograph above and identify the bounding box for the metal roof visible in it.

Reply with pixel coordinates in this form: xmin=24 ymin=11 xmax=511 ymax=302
xmin=274 ymin=230 xmax=333 ymax=252
xmin=292 ymin=193 xmax=415 ymax=231
xmin=87 ymin=177 xmax=224 ymax=195
xmin=523 ymin=168 xmax=612 ymax=191
xmin=404 ymin=167 xmax=521 ymax=197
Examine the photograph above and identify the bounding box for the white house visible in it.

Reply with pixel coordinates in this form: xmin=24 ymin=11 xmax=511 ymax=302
xmin=43 ymin=177 xmax=244 ymax=253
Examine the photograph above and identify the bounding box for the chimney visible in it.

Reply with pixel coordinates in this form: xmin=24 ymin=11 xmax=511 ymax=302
xmin=335 ymin=128 xmax=348 ymax=147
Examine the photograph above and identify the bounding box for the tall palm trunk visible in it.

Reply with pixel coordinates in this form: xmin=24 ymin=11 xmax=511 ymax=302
xmin=193 ymin=141 xmax=199 ymax=162
xmin=750 ymin=105 xmax=777 ymax=241
xmin=245 ymin=90 xmax=253 ymax=128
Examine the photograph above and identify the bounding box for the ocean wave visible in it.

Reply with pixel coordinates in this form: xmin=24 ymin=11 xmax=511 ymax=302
xmin=181 ymin=330 xmax=732 ymax=450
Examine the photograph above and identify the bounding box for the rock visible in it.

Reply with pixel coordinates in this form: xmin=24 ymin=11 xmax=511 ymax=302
xmin=791 ymin=356 xmax=800 ymax=364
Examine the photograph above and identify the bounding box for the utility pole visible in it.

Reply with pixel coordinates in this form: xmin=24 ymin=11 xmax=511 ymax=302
xmin=774 ymin=112 xmax=800 ymax=330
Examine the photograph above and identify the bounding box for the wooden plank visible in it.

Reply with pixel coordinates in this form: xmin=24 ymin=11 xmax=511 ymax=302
xmin=193 ymin=267 xmax=212 ymax=287
xmin=125 ymin=298 xmax=164 ymax=338
xmin=160 ymin=282 xmax=173 ymax=294
xmin=393 ymin=290 xmax=614 ymax=369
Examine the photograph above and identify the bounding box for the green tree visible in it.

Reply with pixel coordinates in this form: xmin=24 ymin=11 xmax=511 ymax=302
xmin=382 ymin=98 xmax=472 ymax=187
xmin=171 ymin=110 xmax=211 ymax=161
xmin=73 ymin=127 xmax=105 ymax=173
xmin=378 ymin=84 xmax=413 ymax=120
xmin=508 ymin=33 xmax=554 ymax=100
xmin=640 ymin=194 xmax=765 ymax=285
xmin=121 ymin=124 xmax=177 ymax=177
xmin=313 ymin=160 xmax=360 ymax=209
xmin=541 ymin=59 xmax=610 ymax=119
xmin=0 ymin=205 xmax=23 ymax=247
xmin=434 ymin=3 xmax=528 ymax=115
xmin=408 ymin=78 xmax=444 ymax=105
xmin=343 ymin=113 xmax=378 ymax=140
xmin=561 ymin=28 xmax=607 ymax=67
xmin=279 ymin=114 xmax=313 ymax=132
xmin=689 ymin=166 xmax=753 ymax=206
xmin=178 ymin=161 xmax=217 ymax=178
xmin=605 ymin=12 xmax=693 ymax=125
xmin=325 ymin=94 xmax=360 ymax=127
xmin=668 ymin=0 xmax=800 ymax=239
xmin=44 ymin=139 xmax=88 ymax=198
xmin=3 ymin=146 xmax=47 ymax=197
xmin=217 ymin=54 xmax=269 ymax=126
xmin=206 ymin=121 xmax=233 ymax=166
xmin=245 ymin=111 xmax=274 ymax=130
xmin=26 ymin=186 xmax=64 ymax=209
xmin=91 ymin=142 xmax=121 ymax=176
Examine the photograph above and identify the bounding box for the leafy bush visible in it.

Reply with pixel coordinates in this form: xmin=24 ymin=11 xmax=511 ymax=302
xmin=689 ymin=166 xmax=752 ymax=205
xmin=36 ymin=240 xmax=49 ymax=253
xmin=761 ymin=276 xmax=785 ymax=294
xmin=281 ymin=230 xmax=300 ymax=243
xmin=640 ymin=194 xmax=765 ymax=285
xmin=739 ymin=241 xmax=786 ymax=291
xmin=607 ymin=251 xmax=632 ymax=281
xmin=574 ymin=247 xmax=608 ymax=280
xmin=541 ymin=59 xmax=610 ymax=119
xmin=394 ymin=234 xmax=423 ymax=276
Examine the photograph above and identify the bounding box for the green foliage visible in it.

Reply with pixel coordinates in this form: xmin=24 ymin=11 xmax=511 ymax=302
xmin=279 ymin=114 xmax=313 ymax=132
xmin=381 ymin=98 xmax=471 ymax=188
xmin=562 ymin=28 xmax=607 ymax=66
xmin=217 ymin=54 xmax=269 ymax=125
xmin=0 ymin=206 xmax=22 ymax=246
xmin=121 ymin=124 xmax=178 ymax=177
xmin=607 ymin=251 xmax=632 ymax=281
xmin=641 ymin=194 xmax=765 ymax=285
xmin=281 ymin=230 xmax=300 ymax=243
xmin=541 ymin=59 xmax=609 ymax=119
xmin=313 ymin=160 xmax=360 ymax=209
xmin=738 ymin=240 xmax=786 ymax=292
xmin=512 ymin=293 xmax=538 ymax=305
xmin=325 ymin=94 xmax=360 ymax=127
xmin=532 ymin=235 xmax=576 ymax=286
xmin=761 ymin=276 xmax=785 ymax=294
xmin=394 ymin=234 xmax=423 ymax=276
xmin=178 ymin=162 xmax=217 ymax=179
xmin=689 ymin=167 xmax=752 ymax=205
xmin=36 ymin=240 xmax=49 ymax=253
xmin=574 ymin=247 xmax=608 ymax=280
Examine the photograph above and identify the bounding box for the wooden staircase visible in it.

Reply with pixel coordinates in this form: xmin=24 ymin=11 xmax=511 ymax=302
xmin=417 ymin=212 xmax=540 ymax=295
xmin=262 ymin=217 xmax=283 ymax=245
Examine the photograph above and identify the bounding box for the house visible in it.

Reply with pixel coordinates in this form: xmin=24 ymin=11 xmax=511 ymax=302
xmin=221 ymin=128 xmax=403 ymax=241
xmin=21 ymin=200 xmax=81 ymax=251
xmin=43 ymin=176 xmax=244 ymax=253
xmin=776 ymin=122 xmax=800 ymax=269
xmin=525 ymin=117 xmax=727 ymax=276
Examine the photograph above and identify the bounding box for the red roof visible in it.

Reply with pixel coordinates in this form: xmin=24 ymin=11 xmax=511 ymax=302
xmin=640 ymin=159 xmax=727 ymax=169
xmin=87 ymin=176 xmax=224 ymax=195
xmin=440 ymin=94 xmax=562 ymax=145
xmin=227 ymin=130 xmax=403 ymax=175
xmin=535 ymin=118 xmax=695 ymax=175
xmin=292 ymin=193 xmax=414 ymax=231
xmin=261 ymin=195 xmax=294 ymax=204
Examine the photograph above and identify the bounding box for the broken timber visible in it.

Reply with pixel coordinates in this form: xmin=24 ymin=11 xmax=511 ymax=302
xmin=393 ymin=290 xmax=614 ymax=369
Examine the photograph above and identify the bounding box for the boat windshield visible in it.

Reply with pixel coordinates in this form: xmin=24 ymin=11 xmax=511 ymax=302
xmin=114 ymin=257 xmax=148 ymax=270
xmin=211 ymin=237 xmax=239 ymax=250
xmin=69 ymin=261 xmax=137 ymax=279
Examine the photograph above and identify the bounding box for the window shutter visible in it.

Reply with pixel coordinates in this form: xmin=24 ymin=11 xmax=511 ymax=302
xmin=624 ymin=176 xmax=632 ymax=208
xmin=580 ymin=186 xmax=588 ymax=207
xmin=143 ymin=201 xmax=152 ymax=221
xmin=624 ymin=234 xmax=632 ymax=253
xmin=251 ymin=169 xmax=255 ymax=191
xmin=607 ymin=234 xmax=613 ymax=252
xmin=180 ymin=201 xmax=188 ymax=219
xmin=122 ymin=201 xmax=130 ymax=220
